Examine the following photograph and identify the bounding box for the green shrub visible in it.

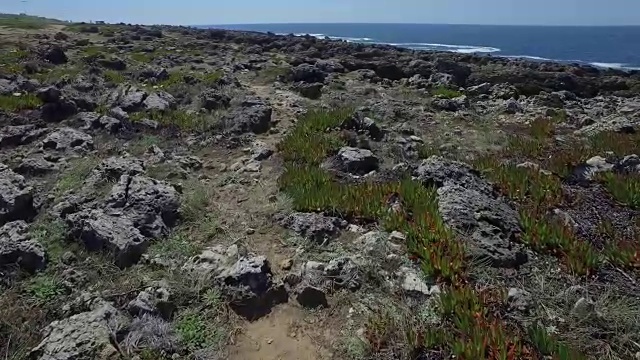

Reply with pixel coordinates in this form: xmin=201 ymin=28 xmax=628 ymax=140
xmin=431 ymin=86 xmax=463 ymax=99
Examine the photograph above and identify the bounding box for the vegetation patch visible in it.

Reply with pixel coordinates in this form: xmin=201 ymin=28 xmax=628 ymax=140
xmin=278 ymin=109 xmax=580 ymax=359
xmin=431 ymin=86 xmax=463 ymax=99
xmin=0 ymin=93 xmax=42 ymax=111
xmin=54 ymin=157 xmax=99 ymax=195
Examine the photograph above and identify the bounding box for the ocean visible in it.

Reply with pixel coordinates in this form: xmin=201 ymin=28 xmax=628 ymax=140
xmin=204 ymin=23 xmax=640 ymax=71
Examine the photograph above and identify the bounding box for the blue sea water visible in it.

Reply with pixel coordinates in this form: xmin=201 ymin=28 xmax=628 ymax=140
xmin=204 ymin=23 xmax=640 ymax=70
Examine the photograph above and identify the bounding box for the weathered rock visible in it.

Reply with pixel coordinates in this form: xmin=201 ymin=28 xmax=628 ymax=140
xmin=276 ymin=212 xmax=345 ymax=243
xmin=414 ymin=156 xmax=492 ymax=194
xmin=341 ymin=114 xmax=383 ymax=141
xmin=0 ymin=79 xmax=18 ymax=95
xmin=216 ymin=255 xmax=288 ymax=320
xmin=105 ymin=175 xmax=180 ymax=239
xmin=295 ymin=82 xmax=323 ymax=99
xmin=505 ymin=98 xmax=524 ymax=114
xmin=41 ymin=98 xmax=78 ymax=122
xmin=127 ymin=285 xmax=175 ymax=320
xmin=30 ymin=303 xmax=129 ymax=360
xmin=324 ymin=147 xmax=379 ymax=175
xmin=578 ymin=156 xmax=615 ymax=180
xmin=41 ymin=45 xmax=68 ymax=65
xmin=466 ymin=82 xmax=492 ymax=96
xmin=576 ymin=115 xmax=640 ymax=136
xmin=16 ymin=155 xmax=60 ymax=176
xmin=176 ymin=155 xmax=203 ymax=171
xmin=222 ymin=98 xmax=273 ymax=134
xmin=37 ymin=86 xmax=62 ymax=103
xmin=433 ymin=96 xmax=468 ymax=112
xmin=143 ymin=91 xmax=175 ymax=111
xmin=199 ymin=88 xmax=231 ymax=110
xmin=0 ymin=164 xmax=36 ymax=225
xmin=0 ymin=220 xmax=46 ymax=272
xmin=66 ymin=209 xmax=149 ymax=268
xmin=437 ymin=184 xmax=527 ymax=267
xmin=398 ymin=267 xmax=439 ymax=297
xmin=41 ymin=127 xmax=93 ymax=154
xmin=115 ymin=87 xmax=147 ymax=112
xmin=77 ymin=112 xmax=123 ymax=133
xmin=507 ymin=288 xmax=532 ymax=312
xmin=182 ymin=244 xmax=239 ymax=276
xmin=0 ymin=124 xmax=47 ymax=148
xmin=324 ymin=257 xmax=361 ymax=291
xmin=90 ymin=157 xmax=145 ymax=182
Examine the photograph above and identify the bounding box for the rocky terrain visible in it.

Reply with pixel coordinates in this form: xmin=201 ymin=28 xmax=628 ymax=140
xmin=0 ymin=18 xmax=639 ymax=360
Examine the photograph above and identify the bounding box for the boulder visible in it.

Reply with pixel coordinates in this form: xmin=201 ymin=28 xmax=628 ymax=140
xmin=77 ymin=112 xmax=124 ymax=133
xmin=105 ymin=175 xmax=180 ymax=239
xmin=330 ymin=147 xmax=379 ymax=175
xmin=0 ymin=79 xmax=18 ymax=95
xmin=37 ymin=86 xmax=62 ymax=103
xmin=30 ymin=303 xmax=129 ymax=360
xmin=295 ymin=82 xmax=323 ymax=99
xmin=216 ymin=255 xmax=288 ymax=320
xmin=143 ymin=91 xmax=175 ymax=112
xmin=66 ymin=209 xmax=149 ymax=268
xmin=41 ymin=45 xmax=68 ymax=65
xmin=0 ymin=164 xmax=36 ymax=225
xmin=98 ymin=56 xmax=127 ymax=71
xmin=276 ymin=212 xmax=345 ymax=243
xmin=16 ymin=155 xmax=60 ymax=176
xmin=41 ymin=98 xmax=78 ymax=122
xmin=222 ymin=98 xmax=272 ymax=134
xmin=126 ymin=285 xmax=175 ymax=320
xmin=250 ymin=140 xmax=274 ymax=161
xmin=0 ymin=220 xmax=46 ymax=272
xmin=433 ymin=96 xmax=468 ymax=112
xmin=89 ymin=157 xmax=145 ymax=182
xmin=182 ymin=244 xmax=239 ymax=276
xmin=0 ymin=125 xmax=47 ymax=148
xmin=288 ymin=63 xmax=326 ymax=83
xmin=294 ymin=285 xmax=328 ymax=309
xmin=199 ymin=88 xmax=231 ymax=110
xmin=41 ymin=127 xmax=93 ymax=154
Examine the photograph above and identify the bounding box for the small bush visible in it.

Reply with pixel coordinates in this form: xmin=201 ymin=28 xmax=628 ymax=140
xmin=598 ymin=172 xmax=640 ymax=209
xmin=431 ymin=86 xmax=463 ymax=99
xmin=55 ymin=157 xmax=99 ymax=195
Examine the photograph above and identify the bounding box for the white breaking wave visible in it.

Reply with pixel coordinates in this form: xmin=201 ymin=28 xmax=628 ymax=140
xmin=589 ymin=62 xmax=640 ymax=70
xmin=502 ymin=55 xmax=552 ymax=61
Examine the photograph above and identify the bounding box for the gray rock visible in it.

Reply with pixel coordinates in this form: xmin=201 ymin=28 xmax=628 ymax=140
xmin=295 ymin=285 xmax=328 ymax=308
xmin=41 ymin=98 xmax=78 ymax=122
xmin=433 ymin=96 xmax=468 ymax=112
xmin=0 ymin=79 xmax=18 ymax=95
xmin=575 ymin=115 xmax=640 ymax=136
xmin=41 ymin=127 xmax=93 ymax=154
xmin=276 ymin=212 xmax=345 ymax=243
xmin=289 ymin=63 xmax=326 ymax=83
xmin=90 ymin=157 xmax=145 ymax=182
xmin=580 ymin=156 xmax=615 ymax=179
xmin=466 ymin=82 xmax=491 ymax=96
xmin=66 ymin=209 xmax=149 ymax=268
xmin=0 ymin=124 xmax=47 ymax=148
xmin=41 ymin=45 xmax=68 ymax=65
xmin=108 ymin=107 xmax=129 ymax=121
xmin=223 ymin=99 xmax=273 ymax=134
xmin=37 ymin=86 xmax=62 ymax=103
xmin=98 ymin=56 xmax=126 ymax=71
xmin=216 ymin=255 xmax=287 ymax=320
xmin=199 ymin=88 xmax=231 ymax=110
xmin=127 ymin=285 xmax=175 ymax=320
xmin=329 ymin=147 xmax=379 ymax=175
xmin=324 ymin=257 xmax=361 ymax=291
xmin=143 ymin=91 xmax=175 ymax=112
xmin=437 ymin=184 xmax=527 ymax=267
xmin=414 ymin=156 xmax=492 ymax=194
xmin=507 ymin=288 xmax=532 ymax=312
xmin=250 ymin=140 xmax=274 ymax=161
xmin=176 ymin=155 xmax=203 ymax=171
xmin=505 ymin=98 xmax=523 ymax=114
xmin=0 ymin=164 xmax=36 ymax=225
xmin=571 ymin=297 xmax=596 ymax=318
xmin=119 ymin=88 xmax=147 ymax=112
xmin=0 ymin=220 xmax=46 ymax=272
xmin=182 ymin=244 xmax=239 ymax=276
xmin=16 ymin=156 xmax=60 ymax=176
xmin=30 ymin=303 xmax=129 ymax=360
xmin=295 ymin=82 xmax=323 ymax=99
xmin=105 ymin=175 xmax=180 ymax=239
xmin=620 ymin=154 xmax=640 ymax=172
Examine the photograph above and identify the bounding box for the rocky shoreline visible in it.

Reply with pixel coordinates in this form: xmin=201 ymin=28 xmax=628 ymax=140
xmin=0 ymin=21 xmax=639 ymax=360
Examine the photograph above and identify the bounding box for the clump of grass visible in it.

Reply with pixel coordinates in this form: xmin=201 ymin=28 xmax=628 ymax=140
xmin=103 ymin=69 xmax=126 ymax=84
xmin=528 ymin=324 xmax=584 ymax=360
xmin=31 ymin=219 xmax=68 ymax=262
xmin=26 ymin=274 xmax=64 ymax=304
xmin=0 ymin=93 xmax=42 ymax=111
xmin=431 ymin=86 xmax=463 ymax=99
xmin=131 ymin=52 xmax=154 ymax=63
xmin=597 ymin=172 xmax=640 ymax=209
xmin=174 ymin=290 xmax=228 ymax=352
xmin=55 ymin=157 xmax=99 ymax=195
xmin=589 ymin=131 xmax=640 ymax=157
xmin=0 ymin=48 xmax=30 ymax=75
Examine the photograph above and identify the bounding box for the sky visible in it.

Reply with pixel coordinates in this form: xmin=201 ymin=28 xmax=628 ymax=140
xmin=1 ymin=0 xmax=640 ymax=26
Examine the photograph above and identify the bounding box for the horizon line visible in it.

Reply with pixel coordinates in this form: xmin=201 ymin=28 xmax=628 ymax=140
xmin=196 ymin=22 xmax=640 ymax=28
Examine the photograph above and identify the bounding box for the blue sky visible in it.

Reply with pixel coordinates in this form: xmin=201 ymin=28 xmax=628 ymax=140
xmin=2 ymin=0 xmax=639 ymax=26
